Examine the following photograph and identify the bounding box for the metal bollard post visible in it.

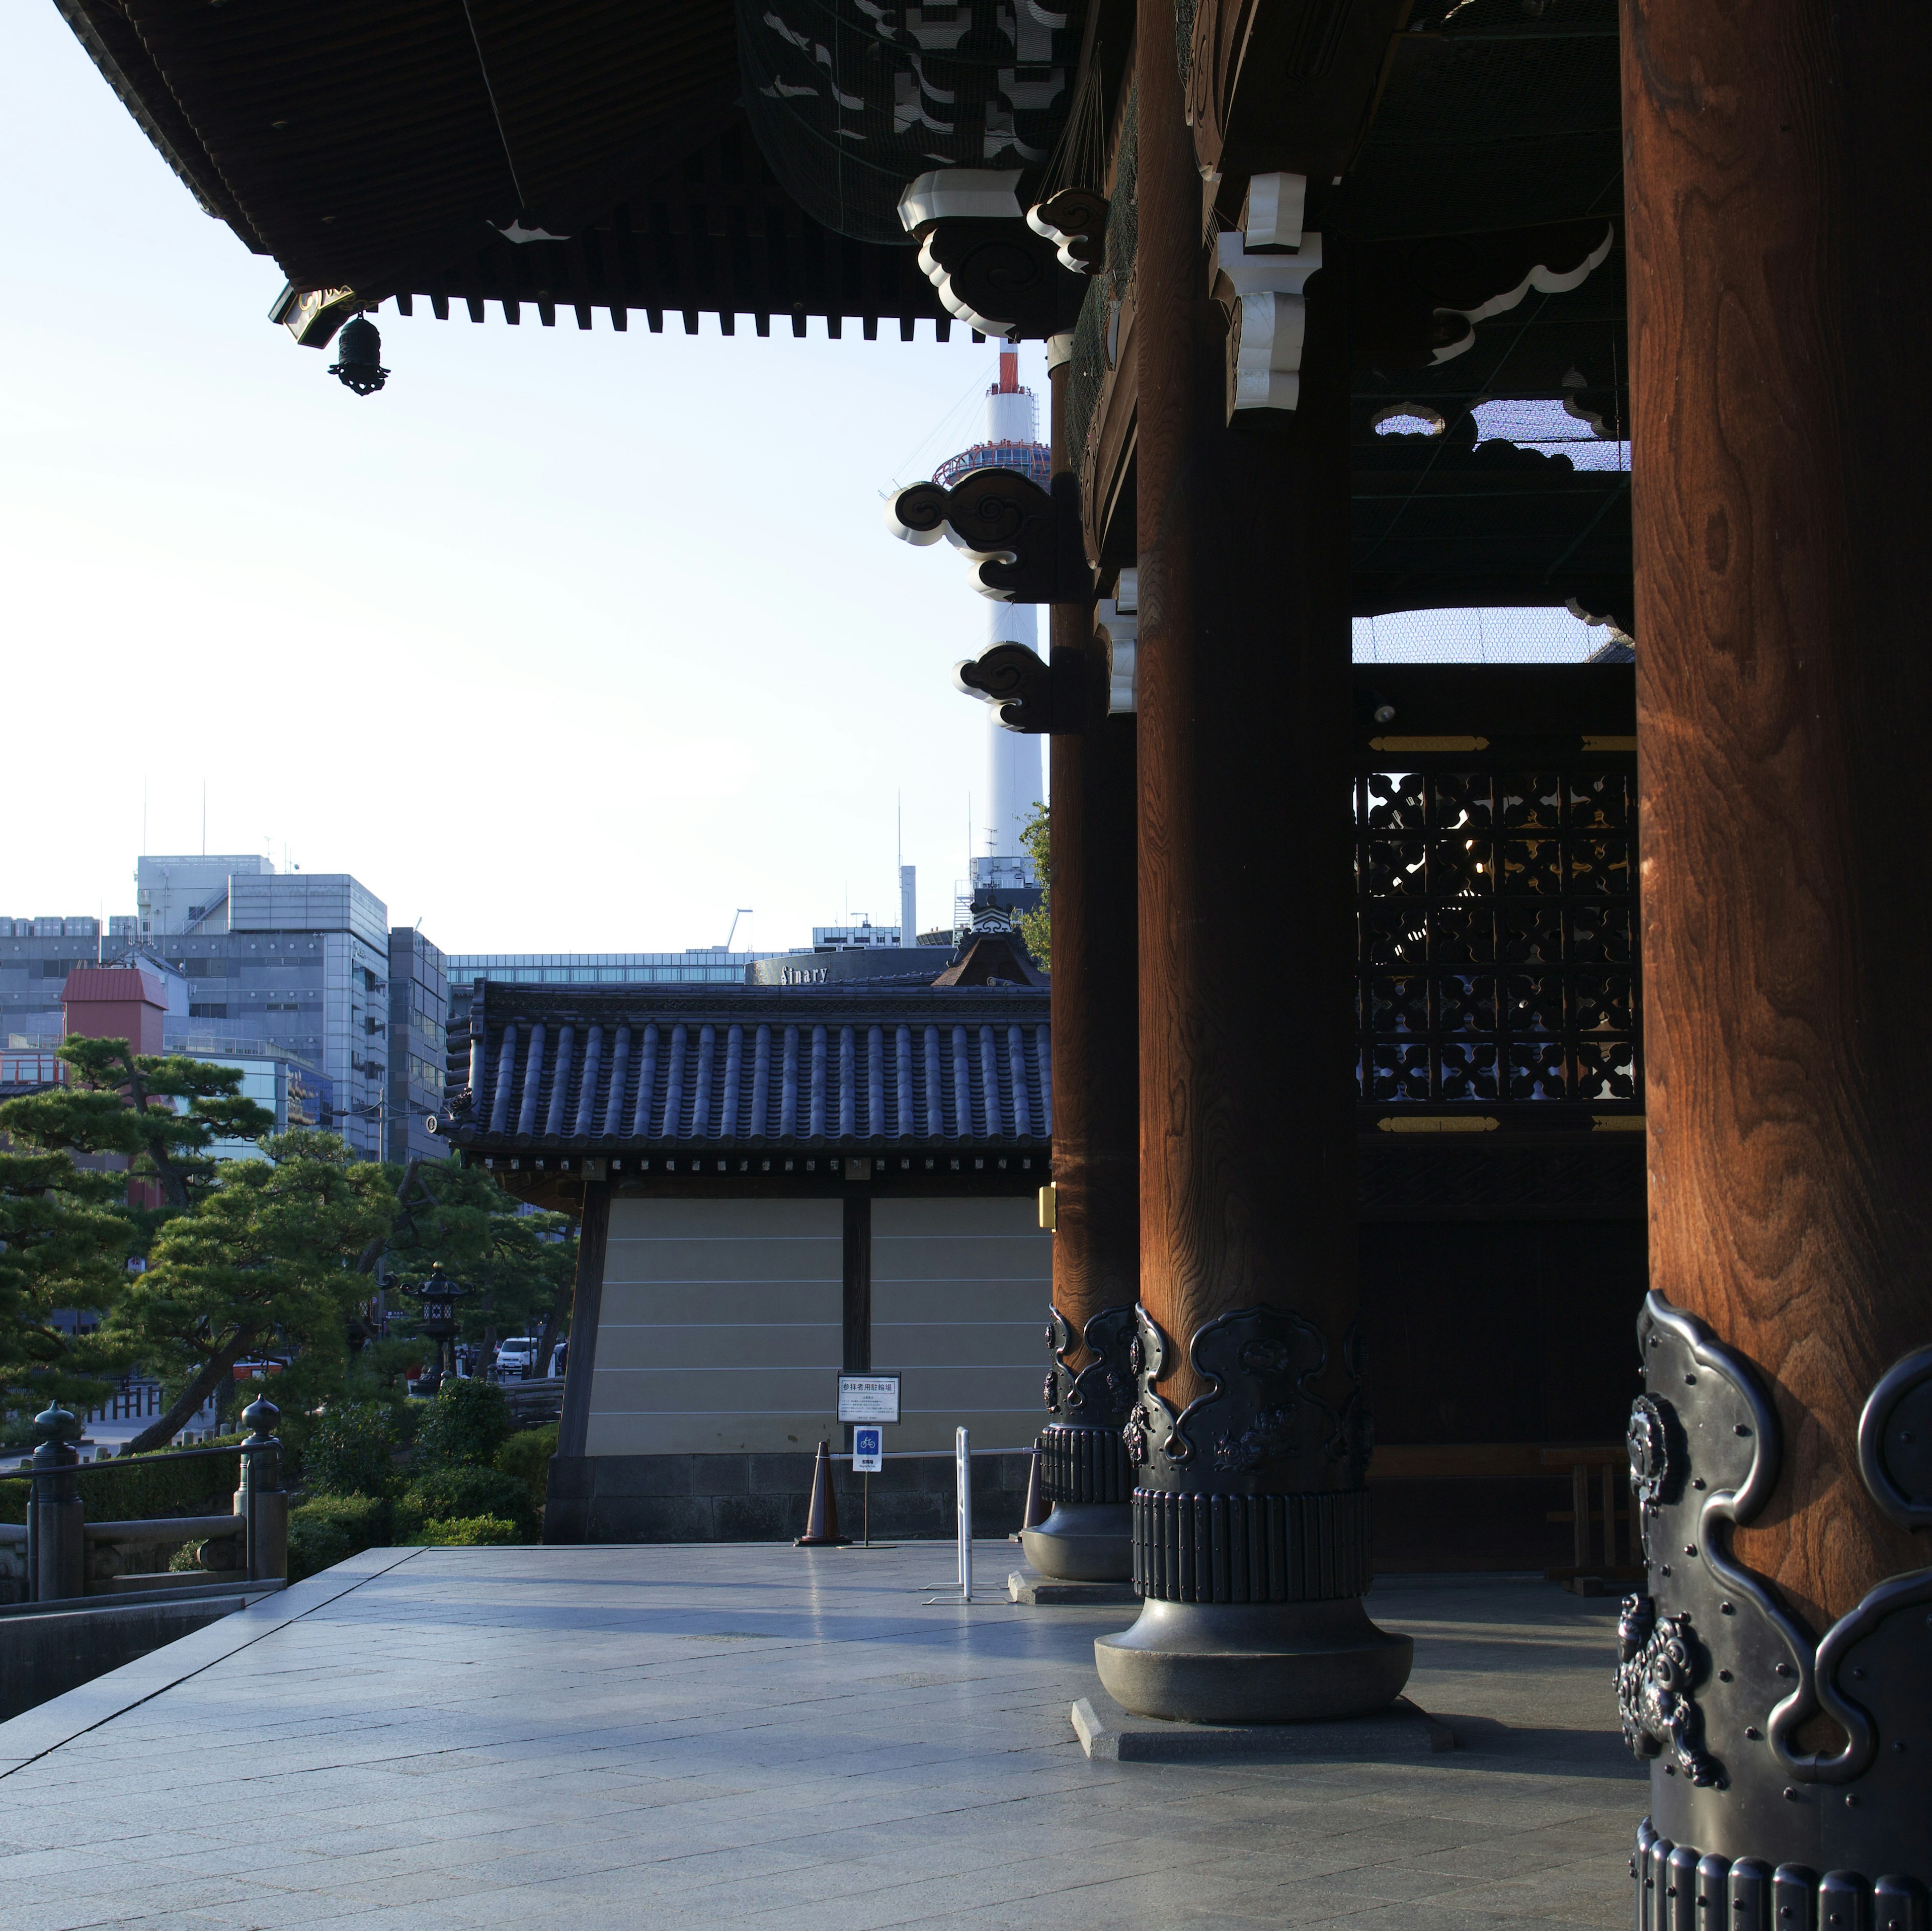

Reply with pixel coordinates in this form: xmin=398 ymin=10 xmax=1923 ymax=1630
xmin=236 ymin=1397 xmax=288 ymax=1583
xmin=27 ymin=1403 xmax=85 ymax=1603
xmin=956 ymin=1425 xmax=973 ymax=1602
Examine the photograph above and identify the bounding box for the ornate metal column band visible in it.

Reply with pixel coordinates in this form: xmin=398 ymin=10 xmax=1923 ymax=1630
xmin=1134 ymin=1488 xmax=1372 ymax=1604
xmin=1621 ymin=1294 xmax=1932 ymax=1921
xmin=1123 ymin=1304 xmax=1373 ymax=1606
xmin=1040 ymin=1303 xmax=1135 ymax=1505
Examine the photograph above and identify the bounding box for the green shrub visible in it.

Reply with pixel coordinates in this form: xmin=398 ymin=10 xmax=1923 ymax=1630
xmin=493 ymin=1424 xmax=558 ymax=1513
xmin=414 ymin=1378 xmax=511 ymax=1470
xmin=394 ymin=1464 xmax=533 ymax=1541
xmin=409 ymin=1514 xmax=520 ymax=1547
xmin=301 ymin=1401 xmax=397 ymax=1497
xmin=287 ymin=1492 xmax=391 ymax=1583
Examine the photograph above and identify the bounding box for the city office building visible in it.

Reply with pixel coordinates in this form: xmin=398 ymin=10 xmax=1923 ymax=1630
xmin=387 ymin=929 xmax=447 ymax=1166
xmin=3 ymin=859 xmax=446 ymax=1162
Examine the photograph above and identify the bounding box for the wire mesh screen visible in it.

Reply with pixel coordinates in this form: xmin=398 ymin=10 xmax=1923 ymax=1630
xmin=1356 ymin=761 xmax=1640 ymax=1106
xmin=1353 ymin=606 xmax=1626 ymax=662
xmin=738 ymin=0 xmax=1086 ymax=244
xmin=1336 ymin=0 xmax=1622 ymax=239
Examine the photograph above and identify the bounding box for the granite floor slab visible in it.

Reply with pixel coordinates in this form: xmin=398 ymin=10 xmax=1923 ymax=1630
xmin=0 ymin=1545 xmax=1643 ymax=1929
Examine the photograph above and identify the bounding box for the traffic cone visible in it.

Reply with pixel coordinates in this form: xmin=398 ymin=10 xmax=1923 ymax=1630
xmin=794 ymin=1440 xmax=852 ymax=1547
xmin=1013 ymin=1442 xmax=1046 ymax=1540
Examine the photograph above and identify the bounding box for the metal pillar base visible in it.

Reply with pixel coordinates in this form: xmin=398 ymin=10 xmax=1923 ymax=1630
xmin=1094 ymin=1596 xmax=1414 ymax=1724
xmin=1022 ymin=1501 xmax=1132 ymax=1582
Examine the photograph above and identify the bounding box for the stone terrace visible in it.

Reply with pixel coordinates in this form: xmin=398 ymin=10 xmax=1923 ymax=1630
xmin=0 ymin=1545 xmax=1643 ymax=1931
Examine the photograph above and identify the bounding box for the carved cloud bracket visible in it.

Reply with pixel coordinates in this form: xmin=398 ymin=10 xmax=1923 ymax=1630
xmin=1026 ymin=185 xmax=1109 ymax=275
xmin=888 ymin=466 xmax=1077 ymax=603
xmin=955 ymin=642 xmax=1052 ymax=732
xmin=897 ymin=167 xmax=1088 ymax=340
xmin=1211 ymin=173 xmax=1323 ymax=420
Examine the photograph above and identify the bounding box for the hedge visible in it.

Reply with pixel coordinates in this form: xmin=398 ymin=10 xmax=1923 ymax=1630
xmin=287 ymin=1493 xmax=391 ymax=1583
xmin=394 ymin=1465 xmax=535 ymax=1542
xmin=410 ymin=1515 xmax=521 ymax=1547
xmin=0 ymin=1437 xmax=245 ymax=1528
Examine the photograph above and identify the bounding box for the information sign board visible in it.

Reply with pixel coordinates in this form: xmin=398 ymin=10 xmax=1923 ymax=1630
xmin=838 ymin=1374 xmax=901 ymax=1424
xmin=852 ymin=1425 xmax=883 ymax=1474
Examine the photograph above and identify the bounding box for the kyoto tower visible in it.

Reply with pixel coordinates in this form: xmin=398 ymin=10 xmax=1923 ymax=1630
xmin=936 ymin=348 xmax=1051 ymax=906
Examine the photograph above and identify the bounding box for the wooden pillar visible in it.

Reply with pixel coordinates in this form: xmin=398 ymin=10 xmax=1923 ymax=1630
xmin=1024 ymin=352 xmax=1142 ymax=1583
xmin=1092 ymin=0 xmax=1410 ymax=1721
xmin=1621 ymin=0 xmax=1932 ymax=1897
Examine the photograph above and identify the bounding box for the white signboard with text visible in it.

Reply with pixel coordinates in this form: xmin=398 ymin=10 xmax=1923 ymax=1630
xmin=838 ymin=1374 xmax=901 ymax=1425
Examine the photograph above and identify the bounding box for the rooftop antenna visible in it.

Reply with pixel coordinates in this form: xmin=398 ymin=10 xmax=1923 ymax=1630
xmin=724 ymin=908 xmax=753 ymax=950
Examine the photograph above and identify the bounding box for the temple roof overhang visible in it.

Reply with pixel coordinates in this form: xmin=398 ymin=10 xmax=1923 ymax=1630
xmin=438 ymin=982 xmax=1053 ymax=1159
xmin=61 ymin=0 xmax=1632 ymax=617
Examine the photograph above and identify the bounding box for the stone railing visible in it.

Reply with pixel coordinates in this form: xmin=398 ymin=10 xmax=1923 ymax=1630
xmin=7 ymin=1398 xmax=288 ymax=1606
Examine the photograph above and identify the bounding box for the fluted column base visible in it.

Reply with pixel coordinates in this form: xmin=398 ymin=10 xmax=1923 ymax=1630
xmin=1095 ymin=1598 xmax=1413 ymax=1724
xmin=1023 ymin=1501 xmax=1133 ymax=1582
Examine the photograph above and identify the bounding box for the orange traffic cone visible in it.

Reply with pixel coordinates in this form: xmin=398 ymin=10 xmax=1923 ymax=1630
xmin=794 ymin=1440 xmax=852 ymax=1547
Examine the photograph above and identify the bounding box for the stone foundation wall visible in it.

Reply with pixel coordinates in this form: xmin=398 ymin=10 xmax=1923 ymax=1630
xmin=544 ymin=1450 xmax=1033 ymax=1543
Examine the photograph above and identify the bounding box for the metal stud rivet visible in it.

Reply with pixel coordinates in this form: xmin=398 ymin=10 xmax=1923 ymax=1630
xmin=1721 ymin=1602 xmax=1735 ymax=1614
xmin=1784 ymin=1787 xmax=1799 ymax=1801
xmin=1685 ymin=1544 xmax=1698 ymax=1555
xmin=1719 ymin=1669 xmax=1733 ymax=1682
xmin=1746 ymin=1726 xmax=1760 ymax=1738
xmin=1735 ymin=1424 xmax=1751 ymax=1436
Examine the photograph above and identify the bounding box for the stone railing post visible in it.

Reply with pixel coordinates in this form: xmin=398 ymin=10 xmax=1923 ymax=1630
xmin=27 ymin=1403 xmax=86 ymax=1603
xmin=236 ymin=1397 xmax=288 ymax=1583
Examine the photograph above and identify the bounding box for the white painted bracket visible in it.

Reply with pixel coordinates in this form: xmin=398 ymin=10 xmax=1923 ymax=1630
xmin=897 ymin=168 xmax=1026 ymax=232
xmin=1216 ymin=227 xmax=1323 ymax=415
xmin=1097 ymin=566 xmax=1138 ymax=714
xmin=898 ymin=168 xmax=1030 ymax=337
xmin=1239 ymin=171 xmax=1306 ymax=252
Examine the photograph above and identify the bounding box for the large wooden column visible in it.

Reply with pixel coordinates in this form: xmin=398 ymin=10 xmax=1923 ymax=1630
xmin=1092 ymin=0 xmax=1410 ymax=1720
xmin=1024 ymin=352 xmax=1142 ymax=1584
xmin=1621 ymin=0 xmax=1932 ymax=1904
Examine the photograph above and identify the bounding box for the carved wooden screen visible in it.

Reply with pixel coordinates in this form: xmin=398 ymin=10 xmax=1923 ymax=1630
xmin=1355 ymin=757 xmax=1640 ymax=1108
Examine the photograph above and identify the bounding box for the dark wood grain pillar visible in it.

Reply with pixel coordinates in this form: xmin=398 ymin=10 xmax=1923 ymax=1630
xmin=1024 ymin=353 xmax=1142 ymax=1583
xmin=1093 ymin=0 xmax=1410 ymax=1721
xmin=1621 ymin=0 xmax=1932 ymax=1894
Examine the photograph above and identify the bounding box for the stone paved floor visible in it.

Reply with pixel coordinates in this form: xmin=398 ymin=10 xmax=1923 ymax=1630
xmin=0 ymin=1544 xmax=1644 ymax=1931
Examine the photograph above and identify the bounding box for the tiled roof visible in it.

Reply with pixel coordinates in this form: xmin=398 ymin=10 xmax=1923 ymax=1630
xmin=433 ymin=984 xmax=1050 ymax=1154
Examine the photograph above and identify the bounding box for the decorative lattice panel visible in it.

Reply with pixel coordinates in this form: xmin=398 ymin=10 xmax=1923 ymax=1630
xmin=1356 ymin=763 xmax=1639 ymax=1105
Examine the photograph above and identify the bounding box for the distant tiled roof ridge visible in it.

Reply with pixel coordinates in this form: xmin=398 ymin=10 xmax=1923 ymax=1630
xmin=435 ymin=980 xmax=1050 ymax=1154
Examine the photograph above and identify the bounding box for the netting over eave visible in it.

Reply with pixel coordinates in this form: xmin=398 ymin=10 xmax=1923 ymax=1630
xmin=1067 ymin=80 xmax=1136 ymax=492
xmin=1335 ymin=0 xmax=1623 ymax=239
xmin=737 ymin=0 xmax=1088 ymax=244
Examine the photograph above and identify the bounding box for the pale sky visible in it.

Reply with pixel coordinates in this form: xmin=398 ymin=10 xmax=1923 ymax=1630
xmin=1 ymin=6 xmax=1045 ymax=957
